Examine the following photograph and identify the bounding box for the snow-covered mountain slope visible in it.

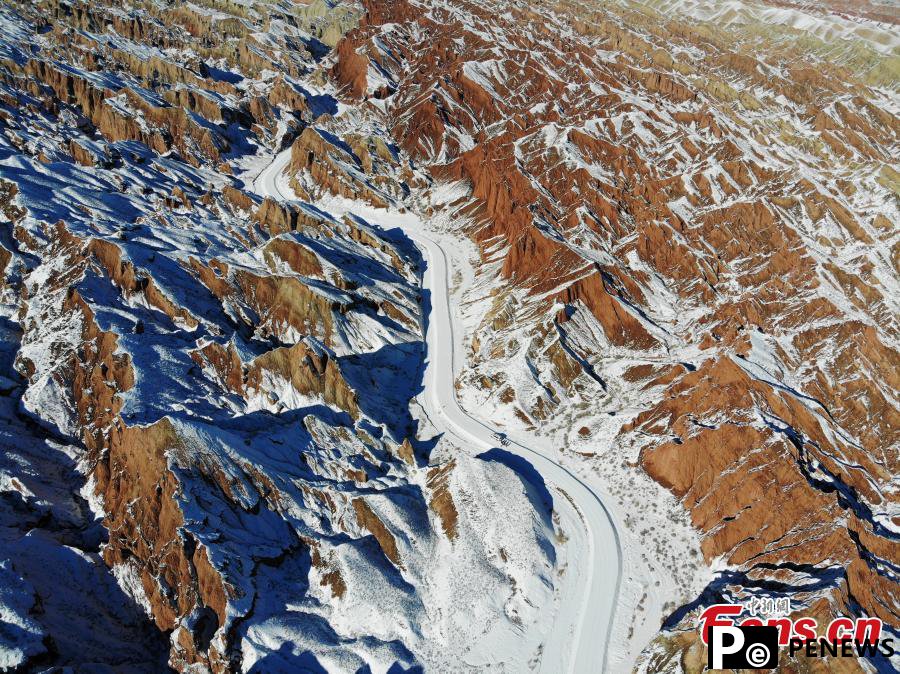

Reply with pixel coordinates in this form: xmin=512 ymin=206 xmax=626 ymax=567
xmin=255 ymin=149 xmax=623 ymax=673
xmin=0 ymin=0 xmax=897 ymax=672
xmin=328 ymin=0 xmax=899 ymax=671
xmin=0 ymin=1 xmax=567 ymax=672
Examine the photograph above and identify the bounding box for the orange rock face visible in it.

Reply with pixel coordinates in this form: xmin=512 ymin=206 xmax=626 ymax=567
xmin=330 ymin=0 xmax=899 ymax=668
xmin=0 ymin=1 xmax=445 ymax=668
xmin=332 ymin=39 xmax=368 ymax=99
xmin=1 ymin=0 xmax=897 ymax=670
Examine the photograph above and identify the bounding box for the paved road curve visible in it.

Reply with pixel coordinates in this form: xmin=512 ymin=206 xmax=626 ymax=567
xmin=254 ymin=150 xmax=623 ymax=673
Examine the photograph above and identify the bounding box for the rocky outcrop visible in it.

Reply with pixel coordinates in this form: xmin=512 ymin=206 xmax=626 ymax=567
xmin=287 ymin=127 xmax=392 ymax=207
xmin=427 ymin=460 xmax=459 ymax=541
xmin=331 ymin=0 xmax=899 ymax=669
xmin=192 ymin=338 xmax=359 ymax=417
xmin=86 ymin=237 xmax=199 ymax=330
xmin=332 ymin=38 xmax=368 ymax=98
xmin=352 ymin=498 xmax=402 ymax=568
xmin=263 ymin=238 xmax=324 ymax=277
xmin=557 ymin=272 xmax=657 ymax=349
xmin=4 ymin=0 xmax=897 ymax=670
xmin=253 ymin=196 xmax=326 ymax=235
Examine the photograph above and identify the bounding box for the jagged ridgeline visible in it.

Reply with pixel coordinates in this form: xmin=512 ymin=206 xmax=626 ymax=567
xmin=0 ymin=0 xmax=558 ymax=672
xmin=329 ymin=0 xmax=897 ymax=671
xmin=0 ymin=0 xmax=898 ymax=672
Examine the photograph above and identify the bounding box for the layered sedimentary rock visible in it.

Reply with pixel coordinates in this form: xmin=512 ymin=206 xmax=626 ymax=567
xmin=0 ymin=0 xmax=896 ymax=671
xmin=0 ymin=1 xmax=558 ymax=672
xmin=329 ymin=0 xmax=898 ymax=670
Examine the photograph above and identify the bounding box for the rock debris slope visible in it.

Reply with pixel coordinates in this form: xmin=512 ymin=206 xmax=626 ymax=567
xmin=0 ymin=0 xmax=897 ymax=672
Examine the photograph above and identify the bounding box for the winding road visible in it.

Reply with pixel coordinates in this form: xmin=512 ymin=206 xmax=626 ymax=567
xmin=254 ymin=149 xmax=623 ymax=673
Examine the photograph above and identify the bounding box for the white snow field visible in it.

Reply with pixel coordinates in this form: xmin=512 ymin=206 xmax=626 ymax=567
xmin=256 ymin=149 xmax=623 ymax=673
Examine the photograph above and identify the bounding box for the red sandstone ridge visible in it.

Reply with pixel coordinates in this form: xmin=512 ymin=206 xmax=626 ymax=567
xmin=333 ymin=38 xmax=368 ymax=98
xmin=329 ymin=0 xmax=899 ymax=670
xmin=1 ymin=0 xmax=897 ymax=671
xmin=1 ymin=2 xmax=562 ymax=670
